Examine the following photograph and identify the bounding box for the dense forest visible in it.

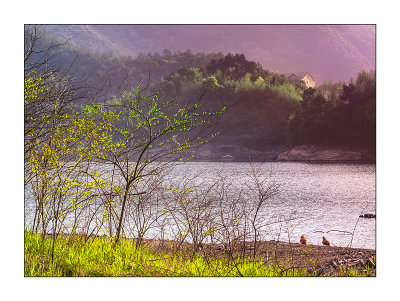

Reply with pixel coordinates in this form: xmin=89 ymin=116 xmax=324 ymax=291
xmin=288 ymin=70 xmax=376 ymax=148
xmin=32 ymin=28 xmax=376 ymax=154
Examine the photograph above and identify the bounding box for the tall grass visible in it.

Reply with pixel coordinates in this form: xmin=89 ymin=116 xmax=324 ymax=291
xmin=24 ymin=230 xmax=279 ymax=277
xmin=24 ymin=230 xmax=373 ymax=277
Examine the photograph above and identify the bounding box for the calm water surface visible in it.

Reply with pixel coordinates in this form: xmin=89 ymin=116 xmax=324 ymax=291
xmin=170 ymin=162 xmax=376 ymax=249
xmin=25 ymin=162 xmax=376 ymax=249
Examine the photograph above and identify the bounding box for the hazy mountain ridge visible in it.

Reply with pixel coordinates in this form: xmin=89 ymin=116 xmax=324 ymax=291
xmin=25 ymin=25 xmax=375 ymax=158
xmin=45 ymin=25 xmax=375 ymax=84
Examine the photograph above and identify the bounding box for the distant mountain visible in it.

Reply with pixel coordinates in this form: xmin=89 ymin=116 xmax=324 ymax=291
xmin=45 ymin=25 xmax=375 ymax=85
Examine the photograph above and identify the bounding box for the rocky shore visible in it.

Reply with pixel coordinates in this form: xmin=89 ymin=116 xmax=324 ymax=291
xmin=196 ymin=144 xmax=375 ymax=162
xmin=276 ymin=145 xmax=375 ymax=162
xmin=247 ymin=240 xmax=376 ymax=276
xmin=138 ymin=238 xmax=376 ymax=276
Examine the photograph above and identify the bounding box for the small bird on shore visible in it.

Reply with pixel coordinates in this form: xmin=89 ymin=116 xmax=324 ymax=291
xmin=300 ymin=234 xmax=307 ymax=245
xmin=322 ymin=236 xmax=330 ymax=246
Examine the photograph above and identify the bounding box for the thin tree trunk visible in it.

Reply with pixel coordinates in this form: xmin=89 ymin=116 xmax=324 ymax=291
xmin=114 ymin=183 xmax=131 ymax=247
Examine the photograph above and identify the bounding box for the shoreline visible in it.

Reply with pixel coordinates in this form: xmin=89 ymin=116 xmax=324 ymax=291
xmin=138 ymin=238 xmax=376 ymax=276
xmin=192 ymin=158 xmax=376 ymax=164
xmin=195 ymin=144 xmax=375 ymax=163
xmin=27 ymin=232 xmax=376 ymax=276
xmin=52 ymin=233 xmax=377 ymax=268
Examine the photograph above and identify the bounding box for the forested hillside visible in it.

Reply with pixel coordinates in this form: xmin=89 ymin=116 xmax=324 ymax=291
xmin=31 ymin=27 xmax=375 ymax=156
xmin=158 ymin=55 xmax=375 ymax=151
xmin=34 ymin=32 xmax=224 ymax=94
xmin=288 ymin=70 xmax=376 ymax=148
xmin=45 ymin=24 xmax=375 ymax=84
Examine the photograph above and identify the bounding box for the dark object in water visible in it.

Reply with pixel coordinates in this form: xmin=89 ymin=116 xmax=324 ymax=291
xmin=359 ymin=213 xmax=376 ymax=219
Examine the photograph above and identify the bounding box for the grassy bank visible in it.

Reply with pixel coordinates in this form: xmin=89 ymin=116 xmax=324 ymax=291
xmin=24 ymin=231 xmax=373 ymax=277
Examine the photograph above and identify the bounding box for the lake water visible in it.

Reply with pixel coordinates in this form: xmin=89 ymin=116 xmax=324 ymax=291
xmin=24 ymin=162 xmax=376 ymax=249
xmin=169 ymin=162 xmax=376 ymax=249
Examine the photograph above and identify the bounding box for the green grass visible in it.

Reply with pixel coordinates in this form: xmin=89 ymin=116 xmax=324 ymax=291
xmin=24 ymin=230 xmax=373 ymax=277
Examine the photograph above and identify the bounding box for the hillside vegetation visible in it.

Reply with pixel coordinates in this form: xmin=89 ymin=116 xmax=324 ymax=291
xmin=33 ymin=27 xmax=376 ymax=153
xmin=45 ymin=24 xmax=375 ymax=84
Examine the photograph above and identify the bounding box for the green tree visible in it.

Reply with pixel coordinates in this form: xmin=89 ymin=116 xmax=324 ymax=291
xmin=287 ymin=88 xmax=334 ymax=145
xmin=81 ymin=84 xmax=226 ymax=245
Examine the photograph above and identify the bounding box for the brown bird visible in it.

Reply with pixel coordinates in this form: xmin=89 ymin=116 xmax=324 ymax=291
xmin=322 ymin=236 xmax=330 ymax=246
xmin=300 ymin=234 xmax=307 ymax=245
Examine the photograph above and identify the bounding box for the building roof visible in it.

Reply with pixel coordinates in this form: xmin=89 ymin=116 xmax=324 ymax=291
xmin=283 ymin=72 xmax=315 ymax=82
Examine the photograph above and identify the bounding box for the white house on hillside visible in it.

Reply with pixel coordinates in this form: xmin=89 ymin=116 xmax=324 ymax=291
xmin=283 ymin=72 xmax=316 ymax=88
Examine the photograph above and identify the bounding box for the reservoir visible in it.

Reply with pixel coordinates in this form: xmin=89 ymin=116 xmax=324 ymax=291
xmin=168 ymin=162 xmax=376 ymax=249
xmin=24 ymin=161 xmax=376 ymax=249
